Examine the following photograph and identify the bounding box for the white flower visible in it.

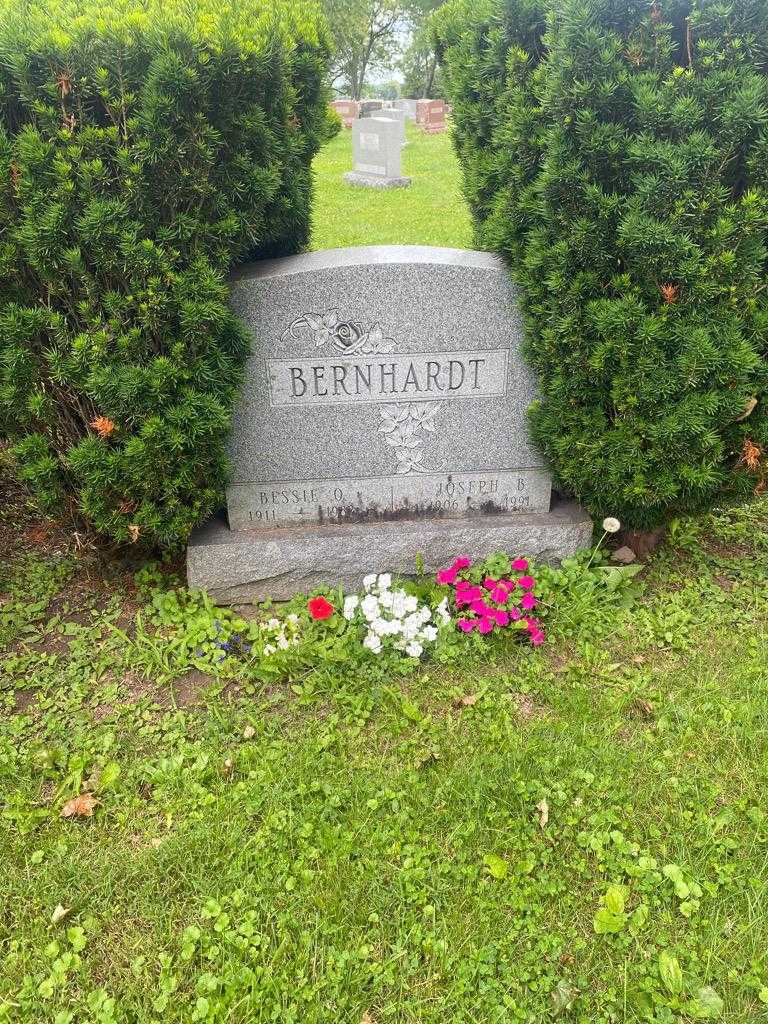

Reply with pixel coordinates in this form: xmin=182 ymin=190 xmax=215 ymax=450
xmin=377 ymin=573 xmax=392 ymax=590
xmin=363 ymin=632 xmax=382 ymax=653
xmin=277 ymin=635 xmax=290 ymax=650
xmin=385 ymin=618 xmax=403 ymax=635
xmin=287 ymin=613 xmax=299 ymax=624
xmin=435 ymin=597 xmax=450 ymax=624
xmin=418 ymin=606 xmax=432 ymax=625
xmin=422 ymin=625 xmax=438 ymax=642
xmin=378 ymin=590 xmax=394 ymax=609
xmin=603 ymin=517 xmax=621 ymax=534
xmin=267 ymin=617 xmax=280 ymax=629
xmin=263 ymin=643 xmax=276 ymax=656
xmin=363 ymin=573 xmax=377 ymax=590
xmin=343 ymin=595 xmax=360 ymax=620
xmin=405 ymin=641 xmax=423 ymax=658
xmin=391 ymin=594 xmax=408 ymax=618
xmin=403 ymin=594 xmax=418 ymax=613
xmin=402 ymin=613 xmax=422 ymax=639
xmin=361 ymin=594 xmax=380 ymax=620
xmin=371 ymin=616 xmax=391 ymax=636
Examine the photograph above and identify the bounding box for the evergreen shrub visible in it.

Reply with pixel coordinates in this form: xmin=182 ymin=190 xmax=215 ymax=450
xmin=0 ymin=0 xmax=334 ymax=548
xmin=436 ymin=0 xmax=768 ymax=528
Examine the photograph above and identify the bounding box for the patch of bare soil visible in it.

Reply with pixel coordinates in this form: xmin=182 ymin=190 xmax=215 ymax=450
xmin=10 ymin=688 xmax=37 ymax=715
xmin=509 ymin=691 xmax=550 ymax=722
xmin=165 ymin=668 xmax=217 ymax=707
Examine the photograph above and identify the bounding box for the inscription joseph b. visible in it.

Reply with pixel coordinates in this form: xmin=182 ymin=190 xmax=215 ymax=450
xmin=268 ymin=349 xmax=508 ymax=408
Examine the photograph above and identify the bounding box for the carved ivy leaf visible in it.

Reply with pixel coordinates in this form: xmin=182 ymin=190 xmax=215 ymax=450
xmin=322 ymin=310 xmax=340 ymax=330
xmin=422 ymin=420 xmax=436 ymax=433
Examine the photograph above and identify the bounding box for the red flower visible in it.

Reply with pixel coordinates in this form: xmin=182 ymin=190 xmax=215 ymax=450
xmin=308 ymin=596 xmax=334 ymax=620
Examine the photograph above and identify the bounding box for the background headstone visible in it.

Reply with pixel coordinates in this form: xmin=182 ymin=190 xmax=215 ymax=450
xmin=344 ymin=117 xmax=410 ymax=189
xmin=359 ymin=100 xmax=384 ymax=118
xmin=420 ymin=99 xmax=447 ymax=134
xmin=372 ymin=108 xmax=406 ymax=146
xmin=188 ymin=246 xmax=593 ymax=601
xmin=331 ymin=99 xmax=359 ymax=128
xmin=396 ymin=99 xmax=418 ymax=120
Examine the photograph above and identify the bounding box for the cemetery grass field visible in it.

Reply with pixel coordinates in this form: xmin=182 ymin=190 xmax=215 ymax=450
xmin=311 ymin=121 xmax=474 ymax=251
xmin=1 ymin=127 xmax=768 ymax=1022
xmin=3 ymin=466 xmax=768 ymax=1022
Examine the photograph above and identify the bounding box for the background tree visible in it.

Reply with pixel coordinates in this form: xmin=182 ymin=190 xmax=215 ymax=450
xmin=401 ymin=0 xmax=448 ymax=98
xmin=323 ymin=0 xmax=407 ymax=99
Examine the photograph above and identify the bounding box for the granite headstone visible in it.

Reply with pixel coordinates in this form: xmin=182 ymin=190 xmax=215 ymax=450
xmin=419 ymin=99 xmax=446 ymax=134
xmin=187 ymin=246 xmax=592 ymax=601
xmin=372 ymin=109 xmax=407 ymax=146
xmin=359 ymin=100 xmax=384 ymax=118
xmin=331 ymin=98 xmax=359 ymax=128
xmin=344 ymin=117 xmax=410 ymax=189
xmin=396 ymin=99 xmax=418 ymax=120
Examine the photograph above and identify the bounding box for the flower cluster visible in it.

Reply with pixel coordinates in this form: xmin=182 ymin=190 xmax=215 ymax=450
xmin=343 ymin=573 xmax=450 ymax=657
xmin=260 ymin=613 xmax=301 ymax=657
xmin=437 ymin=556 xmax=545 ymax=646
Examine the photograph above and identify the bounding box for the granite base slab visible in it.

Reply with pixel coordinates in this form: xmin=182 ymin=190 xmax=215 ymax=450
xmin=187 ymin=502 xmax=593 ymax=603
xmin=343 ymin=171 xmax=411 ymax=189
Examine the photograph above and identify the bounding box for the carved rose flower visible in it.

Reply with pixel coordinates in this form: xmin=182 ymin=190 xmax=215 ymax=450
xmin=328 ymin=315 xmax=365 ymax=351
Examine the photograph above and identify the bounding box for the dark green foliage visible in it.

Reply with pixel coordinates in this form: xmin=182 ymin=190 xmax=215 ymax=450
xmin=436 ymin=0 xmax=768 ymax=528
xmin=0 ymin=0 xmax=335 ymax=548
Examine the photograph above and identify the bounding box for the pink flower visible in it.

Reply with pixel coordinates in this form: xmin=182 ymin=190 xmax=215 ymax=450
xmin=471 ymin=599 xmax=492 ymax=616
xmin=437 ymin=567 xmax=458 ymax=585
xmin=454 ymin=557 xmax=471 ymax=570
xmin=517 ymin=575 xmax=535 ymax=590
xmin=458 ymin=618 xmax=476 ymax=632
xmin=524 ymin=617 xmax=540 ymax=632
xmin=462 ymin=587 xmax=483 ymax=603
xmin=530 ymin=630 xmax=545 ymax=646
xmin=520 ymin=593 xmax=538 ymax=611
xmin=490 ymin=586 xmax=508 ymax=604
xmin=477 ymin=616 xmax=494 ymax=635
xmin=494 ymin=609 xmax=509 ymax=627
xmin=456 ymin=579 xmax=472 ymax=590
xmin=501 ymin=578 xmax=516 ymax=591
xmin=509 ymin=607 xmax=522 ymax=621
xmin=483 ymin=577 xmax=497 ymax=590
xmin=512 ymin=558 xmax=529 ymax=571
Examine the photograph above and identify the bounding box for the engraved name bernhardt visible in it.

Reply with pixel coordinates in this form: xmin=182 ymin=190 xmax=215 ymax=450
xmin=283 ymin=355 xmax=489 ymax=401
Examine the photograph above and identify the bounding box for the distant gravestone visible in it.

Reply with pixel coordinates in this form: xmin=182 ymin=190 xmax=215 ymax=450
xmin=344 ymin=117 xmax=410 ymax=189
xmin=419 ymin=99 xmax=446 ymax=134
xmin=187 ymin=246 xmax=592 ymax=601
xmin=396 ymin=99 xmax=418 ymax=120
xmin=331 ymin=99 xmax=359 ymax=128
xmin=372 ymin=108 xmax=406 ymax=146
xmin=359 ymin=100 xmax=383 ymax=118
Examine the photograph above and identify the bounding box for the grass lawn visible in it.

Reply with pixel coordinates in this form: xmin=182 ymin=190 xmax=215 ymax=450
xmin=2 ymin=124 xmax=768 ymax=1024
xmin=311 ymin=121 xmax=474 ymax=251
